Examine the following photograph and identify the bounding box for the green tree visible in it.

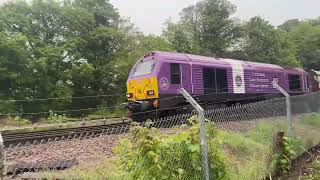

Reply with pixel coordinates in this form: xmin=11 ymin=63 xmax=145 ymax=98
xmin=278 ymin=19 xmax=301 ymax=33
xmin=163 ymin=0 xmax=241 ymax=57
xmin=240 ymin=17 xmax=300 ymax=67
xmin=163 ymin=20 xmax=199 ymax=54
xmin=0 ymin=0 xmax=125 ymax=115
xmin=0 ymin=0 xmax=174 ymax=117
xmin=283 ymin=20 xmax=320 ymax=70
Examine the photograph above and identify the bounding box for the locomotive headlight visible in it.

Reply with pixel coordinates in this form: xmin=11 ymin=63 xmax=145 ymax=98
xmin=147 ymin=90 xmax=155 ymax=96
xmin=126 ymin=93 xmax=133 ymax=98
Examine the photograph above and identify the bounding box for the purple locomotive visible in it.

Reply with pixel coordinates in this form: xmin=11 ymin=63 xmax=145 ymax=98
xmin=126 ymin=51 xmax=320 ymax=121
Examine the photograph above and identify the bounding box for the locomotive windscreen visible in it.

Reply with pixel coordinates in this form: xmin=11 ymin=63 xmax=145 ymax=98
xmin=132 ymin=60 xmax=155 ymax=77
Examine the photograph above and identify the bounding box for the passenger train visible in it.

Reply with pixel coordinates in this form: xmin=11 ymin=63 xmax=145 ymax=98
xmin=126 ymin=51 xmax=320 ymax=121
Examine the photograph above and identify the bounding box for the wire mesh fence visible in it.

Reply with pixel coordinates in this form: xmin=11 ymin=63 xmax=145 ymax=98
xmin=0 ymin=91 xmax=319 ymax=179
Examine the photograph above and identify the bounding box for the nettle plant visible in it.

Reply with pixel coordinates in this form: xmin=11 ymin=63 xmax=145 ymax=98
xmin=46 ymin=110 xmax=68 ymax=123
xmin=274 ymin=137 xmax=296 ymax=174
xmin=114 ymin=117 xmax=227 ymax=180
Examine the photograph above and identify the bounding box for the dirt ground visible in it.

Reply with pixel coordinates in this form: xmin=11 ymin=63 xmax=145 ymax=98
xmin=281 ymin=144 xmax=320 ymax=180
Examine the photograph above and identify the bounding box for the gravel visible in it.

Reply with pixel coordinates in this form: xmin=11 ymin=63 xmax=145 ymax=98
xmin=6 ymin=133 xmax=129 ymax=169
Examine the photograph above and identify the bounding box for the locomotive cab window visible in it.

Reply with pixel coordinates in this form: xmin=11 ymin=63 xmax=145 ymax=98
xmin=132 ymin=60 xmax=155 ymax=77
xmin=170 ymin=63 xmax=181 ymax=84
xmin=288 ymin=74 xmax=301 ymax=91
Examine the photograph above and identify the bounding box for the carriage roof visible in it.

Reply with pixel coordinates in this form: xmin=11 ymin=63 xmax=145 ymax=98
xmin=150 ymin=51 xmax=306 ymax=74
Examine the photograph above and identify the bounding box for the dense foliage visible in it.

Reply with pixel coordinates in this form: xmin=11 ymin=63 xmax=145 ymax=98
xmin=0 ymin=0 xmax=319 ymax=117
xmin=274 ymin=137 xmax=296 ymax=174
xmin=0 ymin=0 xmax=172 ymax=116
xmin=114 ymin=121 xmax=227 ymax=180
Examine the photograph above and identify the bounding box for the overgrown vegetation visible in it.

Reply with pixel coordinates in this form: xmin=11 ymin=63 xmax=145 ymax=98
xmin=38 ymin=114 xmax=320 ymax=179
xmin=0 ymin=116 xmax=31 ymax=127
xmin=299 ymin=113 xmax=320 ymax=127
xmin=111 ymin=118 xmax=317 ymax=179
xmin=293 ymin=113 xmax=320 ymax=149
xmin=44 ymin=111 xmax=70 ymax=123
xmin=114 ymin=120 xmax=227 ymax=180
xmin=219 ymin=120 xmax=293 ymax=179
xmin=304 ymin=157 xmax=320 ymax=179
xmin=273 ymin=137 xmax=296 ymax=174
xmin=40 ymin=158 xmax=126 ymax=180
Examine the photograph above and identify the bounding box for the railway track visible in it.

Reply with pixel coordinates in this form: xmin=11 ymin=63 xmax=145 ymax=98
xmin=1 ymin=105 xmax=275 ymax=147
xmin=2 ymin=120 xmax=132 ymax=147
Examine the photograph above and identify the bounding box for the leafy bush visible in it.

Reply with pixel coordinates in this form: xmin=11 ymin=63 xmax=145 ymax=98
xmin=273 ymin=137 xmax=296 ymax=174
xmin=46 ymin=111 xmax=69 ymax=123
xmin=114 ymin=120 xmax=227 ymax=180
xmin=12 ymin=116 xmax=31 ymax=126
xmin=0 ymin=100 xmax=19 ymax=114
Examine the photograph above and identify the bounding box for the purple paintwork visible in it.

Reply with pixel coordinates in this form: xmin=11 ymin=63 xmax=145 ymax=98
xmin=128 ymin=51 xmax=310 ymax=96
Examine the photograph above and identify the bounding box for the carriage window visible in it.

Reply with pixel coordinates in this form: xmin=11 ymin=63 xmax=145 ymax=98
xmin=203 ymin=68 xmax=228 ymax=93
xmin=216 ymin=68 xmax=228 ymax=93
xmin=288 ymin=74 xmax=301 ymax=91
xmin=170 ymin=63 xmax=181 ymax=84
xmin=203 ymin=68 xmax=216 ymax=93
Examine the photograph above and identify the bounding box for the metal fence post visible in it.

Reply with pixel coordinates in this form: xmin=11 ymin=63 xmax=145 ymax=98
xmin=272 ymin=82 xmax=292 ymax=135
xmin=0 ymin=132 xmax=6 ymax=178
xmin=179 ymin=88 xmax=210 ymax=180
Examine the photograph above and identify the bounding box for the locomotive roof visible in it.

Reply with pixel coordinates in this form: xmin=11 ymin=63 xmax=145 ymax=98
xmin=149 ymin=51 xmax=306 ymax=74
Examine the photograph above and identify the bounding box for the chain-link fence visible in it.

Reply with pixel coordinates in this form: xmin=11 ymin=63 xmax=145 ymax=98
xmin=0 ymin=91 xmax=319 ymax=179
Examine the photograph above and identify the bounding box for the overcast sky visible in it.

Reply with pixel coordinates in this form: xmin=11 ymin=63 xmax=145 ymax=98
xmin=110 ymin=0 xmax=320 ymax=35
xmin=1 ymin=0 xmax=319 ymax=35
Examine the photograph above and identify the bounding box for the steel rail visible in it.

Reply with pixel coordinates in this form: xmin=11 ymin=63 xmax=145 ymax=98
xmin=2 ymin=121 xmax=131 ymax=147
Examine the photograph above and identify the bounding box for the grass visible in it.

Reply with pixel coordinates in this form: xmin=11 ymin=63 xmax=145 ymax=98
xmin=0 ymin=108 xmax=126 ymax=130
xmin=0 ymin=116 xmax=32 ymax=129
xmin=299 ymin=113 xmax=320 ymax=127
xmin=220 ymin=131 xmax=270 ymax=179
xmin=39 ymin=158 xmax=126 ymax=180
xmin=219 ymin=120 xmax=288 ymax=179
xmin=293 ymin=113 xmax=320 ymax=150
xmin=86 ymin=108 xmax=126 ymax=120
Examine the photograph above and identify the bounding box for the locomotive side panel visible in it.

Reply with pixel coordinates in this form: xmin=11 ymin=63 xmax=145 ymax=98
xmin=244 ymin=69 xmax=285 ymax=94
xmin=157 ymin=61 xmax=192 ymax=109
xmin=157 ymin=61 xmax=193 ymax=94
xmin=191 ymin=64 xmax=204 ymax=95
